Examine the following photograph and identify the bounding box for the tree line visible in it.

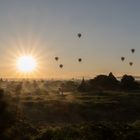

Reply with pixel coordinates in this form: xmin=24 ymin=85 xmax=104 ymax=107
xmin=78 ymin=73 xmax=140 ymax=92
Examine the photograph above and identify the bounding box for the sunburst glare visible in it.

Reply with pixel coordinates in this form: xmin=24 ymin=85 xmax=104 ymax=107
xmin=16 ymin=55 xmax=37 ymax=73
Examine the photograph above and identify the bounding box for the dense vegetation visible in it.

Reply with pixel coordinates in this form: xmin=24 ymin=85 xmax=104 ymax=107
xmin=78 ymin=73 xmax=140 ymax=92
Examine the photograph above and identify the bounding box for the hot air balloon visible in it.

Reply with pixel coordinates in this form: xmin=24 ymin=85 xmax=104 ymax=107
xmin=78 ymin=58 xmax=82 ymax=62
xmin=77 ymin=33 xmax=82 ymax=38
xmin=129 ymin=62 xmax=133 ymax=66
xmin=121 ymin=57 xmax=125 ymax=61
xmin=55 ymin=57 xmax=59 ymax=61
xmin=131 ymin=49 xmax=135 ymax=53
xmin=59 ymin=64 xmax=63 ymax=68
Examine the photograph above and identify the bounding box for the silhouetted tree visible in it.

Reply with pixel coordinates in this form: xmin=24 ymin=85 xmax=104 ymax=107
xmin=121 ymin=75 xmax=140 ymax=90
xmin=88 ymin=73 xmax=119 ymax=90
xmin=0 ymin=89 xmax=16 ymax=139
xmin=88 ymin=75 xmax=108 ymax=91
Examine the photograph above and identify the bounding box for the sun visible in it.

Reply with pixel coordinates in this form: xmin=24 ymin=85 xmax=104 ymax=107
xmin=16 ymin=55 xmax=37 ymax=72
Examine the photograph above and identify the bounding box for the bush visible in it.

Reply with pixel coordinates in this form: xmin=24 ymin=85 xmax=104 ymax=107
xmin=121 ymin=75 xmax=140 ymax=90
xmin=35 ymin=122 xmax=140 ymax=140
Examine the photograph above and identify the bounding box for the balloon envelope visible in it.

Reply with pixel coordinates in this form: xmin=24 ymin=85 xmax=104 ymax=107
xmin=55 ymin=57 xmax=59 ymax=61
xmin=59 ymin=64 xmax=63 ymax=68
xmin=77 ymin=33 xmax=82 ymax=38
xmin=78 ymin=58 xmax=82 ymax=62
xmin=129 ymin=62 xmax=133 ymax=66
xmin=131 ymin=49 xmax=135 ymax=53
xmin=121 ymin=57 xmax=125 ymax=61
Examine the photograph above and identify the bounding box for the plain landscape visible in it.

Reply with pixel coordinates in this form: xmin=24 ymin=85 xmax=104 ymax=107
xmin=0 ymin=73 xmax=140 ymax=139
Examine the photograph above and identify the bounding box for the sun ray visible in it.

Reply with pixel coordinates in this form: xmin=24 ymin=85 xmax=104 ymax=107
xmin=2 ymin=30 xmax=58 ymax=79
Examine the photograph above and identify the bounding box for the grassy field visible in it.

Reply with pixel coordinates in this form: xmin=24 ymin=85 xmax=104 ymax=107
xmin=14 ymin=89 xmax=140 ymax=126
xmin=1 ymin=80 xmax=140 ymax=139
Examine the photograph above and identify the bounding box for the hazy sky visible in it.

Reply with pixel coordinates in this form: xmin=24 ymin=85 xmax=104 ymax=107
xmin=0 ymin=0 xmax=140 ymax=78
